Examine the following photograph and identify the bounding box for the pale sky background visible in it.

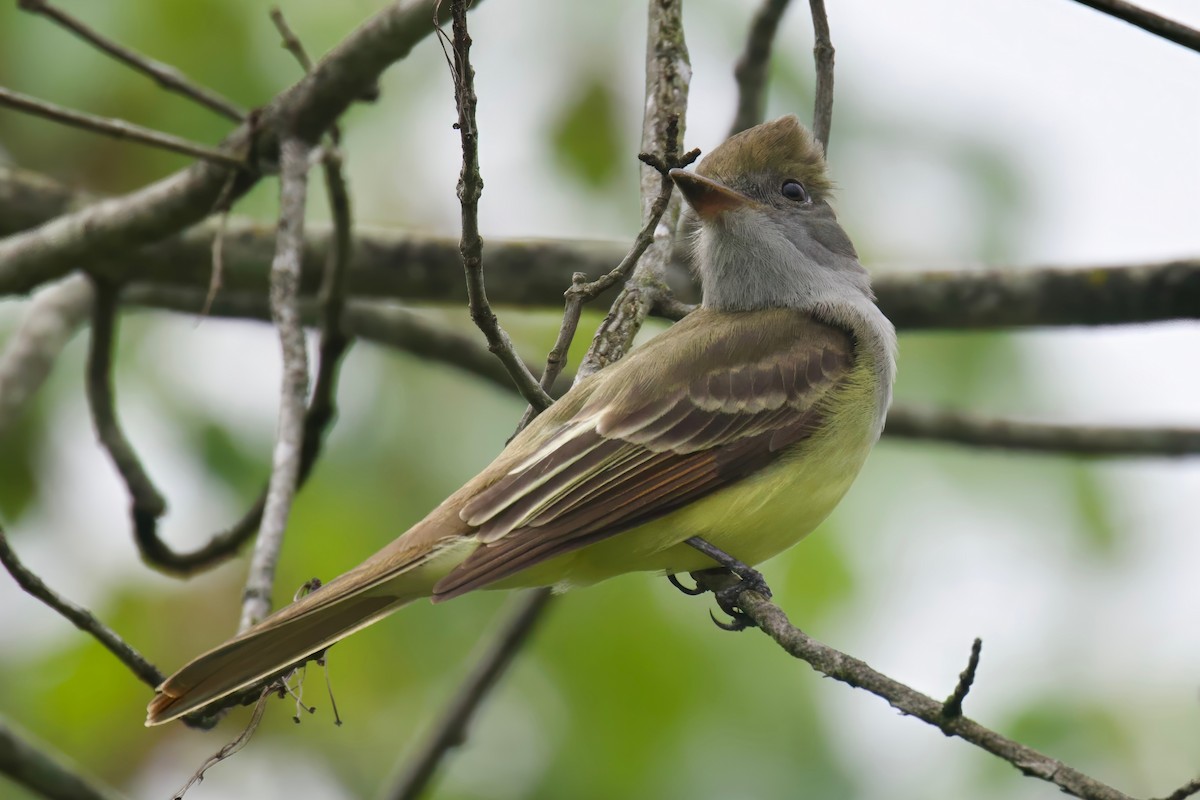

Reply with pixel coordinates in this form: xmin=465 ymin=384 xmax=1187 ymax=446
xmin=1 ymin=1 xmax=1199 ymax=799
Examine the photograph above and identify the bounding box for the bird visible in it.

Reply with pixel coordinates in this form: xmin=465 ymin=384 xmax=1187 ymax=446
xmin=146 ymin=114 xmax=896 ymax=726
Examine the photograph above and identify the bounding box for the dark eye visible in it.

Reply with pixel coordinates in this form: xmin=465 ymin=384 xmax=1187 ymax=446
xmin=781 ymin=180 xmax=809 ymax=202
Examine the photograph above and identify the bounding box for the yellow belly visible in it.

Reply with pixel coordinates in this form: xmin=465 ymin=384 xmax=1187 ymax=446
xmin=495 ymin=375 xmax=881 ymax=592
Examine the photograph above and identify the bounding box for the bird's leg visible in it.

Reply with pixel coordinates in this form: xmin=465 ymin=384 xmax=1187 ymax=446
xmin=682 ymin=537 xmax=773 ymax=631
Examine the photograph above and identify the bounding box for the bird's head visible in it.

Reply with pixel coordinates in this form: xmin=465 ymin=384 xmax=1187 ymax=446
xmin=670 ymin=115 xmax=871 ymax=312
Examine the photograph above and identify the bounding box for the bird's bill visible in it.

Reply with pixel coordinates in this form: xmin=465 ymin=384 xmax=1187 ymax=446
xmin=669 ymin=169 xmax=757 ymax=220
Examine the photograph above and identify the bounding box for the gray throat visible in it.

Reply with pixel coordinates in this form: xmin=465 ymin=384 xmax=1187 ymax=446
xmin=693 ymin=209 xmax=898 ymax=433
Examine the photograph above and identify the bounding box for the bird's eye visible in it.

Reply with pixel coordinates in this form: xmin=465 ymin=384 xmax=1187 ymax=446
xmin=781 ymin=180 xmax=809 ymax=202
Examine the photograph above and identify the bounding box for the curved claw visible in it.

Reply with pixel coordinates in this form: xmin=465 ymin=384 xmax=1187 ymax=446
xmin=708 ymin=609 xmax=751 ymax=632
xmin=667 ymin=573 xmax=706 ymax=596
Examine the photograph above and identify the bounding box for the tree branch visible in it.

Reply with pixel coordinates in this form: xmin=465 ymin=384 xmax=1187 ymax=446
xmin=383 ymin=590 xmax=554 ymax=800
xmin=0 ymin=86 xmax=245 ymax=168
xmin=0 ymin=275 xmax=92 ymax=437
xmin=806 ymin=0 xmax=834 ymax=152
xmin=239 ymin=137 xmax=312 ymax=631
xmin=1065 ymin=0 xmax=1200 ymax=53
xmin=884 ymin=406 xmax=1200 ymax=457
xmin=17 ymin=0 xmax=245 ymax=122
xmin=3 ymin=164 xmax=1198 ymax=331
xmin=730 ymin=0 xmax=792 ymax=136
xmin=0 ymin=525 xmax=163 ymax=688
xmin=733 ymin=588 xmax=1156 ymax=800
xmin=577 ymin=0 xmax=691 ymax=379
xmin=445 ymin=0 xmax=552 ymax=412
xmin=0 ymin=0 xmax=474 ymax=298
xmin=0 ymin=715 xmax=129 ymax=800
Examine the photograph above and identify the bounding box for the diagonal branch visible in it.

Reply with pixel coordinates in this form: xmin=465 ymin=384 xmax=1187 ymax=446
xmin=732 ymin=587 xmax=1197 ymax=800
xmin=17 ymin=0 xmax=245 ymax=122
xmin=0 ymin=714 xmax=130 ymax=800
xmin=0 ymin=525 xmax=163 ymax=688
xmin=1065 ymin=0 xmax=1200 ymax=53
xmin=383 ymin=589 xmax=554 ymax=800
xmin=0 ymin=85 xmax=245 ymax=168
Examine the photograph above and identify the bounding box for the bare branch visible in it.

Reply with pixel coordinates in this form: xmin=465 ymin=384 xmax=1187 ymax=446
xmin=807 ymin=0 xmax=834 ymax=152
xmin=577 ymin=0 xmax=691 ymax=379
xmin=0 ymin=275 xmax=92 ymax=437
xmin=883 ymin=406 xmax=1200 ymax=457
xmin=384 ymin=590 xmax=554 ymax=800
xmin=0 ymin=525 xmax=163 ymax=688
xmin=17 ymin=0 xmax=245 ymax=122
xmin=445 ymin=0 xmax=552 ymax=412
xmin=735 ymin=590 xmax=1142 ymax=800
xmin=239 ymin=138 xmax=312 ymax=632
xmin=0 ymin=0 xmax=472 ymax=298
xmin=173 ymin=689 xmax=272 ymax=800
xmin=731 ymin=0 xmax=792 ymax=136
xmin=0 ymin=714 xmax=129 ymax=800
xmin=1066 ymin=0 xmax=1200 ymax=53
xmin=0 ymin=86 xmax=245 ymax=168
xmin=84 ymin=279 xmax=170 ymax=566
xmin=4 ymin=163 xmax=1198 ymax=331
xmin=1156 ymin=778 xmax=1200 ymax=800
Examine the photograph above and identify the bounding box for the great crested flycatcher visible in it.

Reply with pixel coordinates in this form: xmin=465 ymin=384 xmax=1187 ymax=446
xmin=146 ymin=115 xmax=897 ymax=726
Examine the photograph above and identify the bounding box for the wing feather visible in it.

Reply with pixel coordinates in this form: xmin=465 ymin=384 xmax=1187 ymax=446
xmin=434 ymin=310 xmax=856 ymax=600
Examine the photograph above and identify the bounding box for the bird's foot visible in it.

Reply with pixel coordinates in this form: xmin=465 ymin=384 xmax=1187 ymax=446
xmin=677 ymin=538 xmax=773 ymax=632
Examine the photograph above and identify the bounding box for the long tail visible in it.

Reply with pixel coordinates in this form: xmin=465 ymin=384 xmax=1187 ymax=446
xmin=145 ymin=562 xmax=433 ymax=725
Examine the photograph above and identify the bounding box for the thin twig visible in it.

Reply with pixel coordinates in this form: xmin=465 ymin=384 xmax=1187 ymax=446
xmin=0 ymin=85 xmax=245 ymax=168
xmin=807 ymin=0 xmax=834 ymax=152
xmin=1066 ymin=0 xmax=1200 ymax=53
xmin=735 ymin=590 xmax=1141 ymax=800
xmin=172 ymin=687 xmax=273 ymax=800
xmin=0 ymin=715 xmax=129 ymax=800
xmin=269 ymin=7 xmax=314 ymax=74
xmin=731 ymin=0 xmax=792 ymax=135
xmin=239 ymin=137 xmax=312 ymax=632
xmin=883 ymin=406 xmax=1200 ymax=457
xmin=0 ymin=274 xmax=93 ymax=437
xmin=0 ymin=525 xmax=163 ymax=688
xmin=443 ymin=0 xmax=552 ymax=412
xmin=516 ymin=142 xmax=699 ymax=429
xmin=17 ymin=0 xmax=245 ymax=122
xmin=384 ymin=589 xmax=554 ymax=800
xmin=941 ymin=638 xmax=983 ymax=719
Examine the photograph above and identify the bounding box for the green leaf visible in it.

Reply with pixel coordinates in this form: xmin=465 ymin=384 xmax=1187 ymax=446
xmin=551 ymin=79 xmax=623 ymax=188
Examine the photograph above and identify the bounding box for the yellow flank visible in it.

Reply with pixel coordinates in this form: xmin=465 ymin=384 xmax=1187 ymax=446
xmin=492 ymin=358 xmax=881 ymax=591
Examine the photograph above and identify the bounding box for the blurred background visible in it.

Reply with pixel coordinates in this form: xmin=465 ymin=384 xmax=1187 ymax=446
xmin=1 ymin=0 xmax=1198 ymax=798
